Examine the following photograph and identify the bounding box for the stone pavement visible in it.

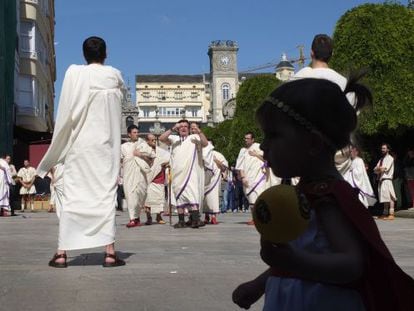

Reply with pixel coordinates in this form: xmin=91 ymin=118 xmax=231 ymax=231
xmin=0 ymin=211 xmax=413 ymax=311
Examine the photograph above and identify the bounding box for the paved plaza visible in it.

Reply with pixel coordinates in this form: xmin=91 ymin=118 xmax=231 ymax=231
xmin=0 ymin=211 xmax=413 ymax=311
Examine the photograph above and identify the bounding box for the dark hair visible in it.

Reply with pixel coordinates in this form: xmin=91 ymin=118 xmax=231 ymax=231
xmin=245 ymin=132 xmax=255 ymax=139
xmin=381 ymin=143 xmax=391 ymax=150
xmin=83 ymin=36 xmax=106 ymax=64
xmin=178 ymin=119 xmax=190 ymax=126
xmin=311 ymin=34 xmax=333 ymax=63
xmin=257 ymin=77 xmax=372 ymax=151
xmin=127 ymin=124 xmax=139 ymax=133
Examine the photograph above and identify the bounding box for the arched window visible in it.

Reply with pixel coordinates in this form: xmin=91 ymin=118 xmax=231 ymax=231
xmin=126 ymin=116 xmax=134 ymax=127
xmin=222 ymin=83 xmax=230 ymax=100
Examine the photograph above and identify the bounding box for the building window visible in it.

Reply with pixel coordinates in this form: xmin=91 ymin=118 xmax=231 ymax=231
xmin=157 ymin=91 xmax=166 ymax=100
xmin=142 ymin=91 xmax=150 ymax=99
xmin=143 ymin=109 xmax=149 ymax=117
xmin=191 ymin=108 xmax=198 ymax=117
xmin=222 ymin=83 xmax=230 ymax=100
xmin=126 ymin=116 xmax=134 ymax=127
xmin=158 ymin=107 xmax=185 ymax=117
xmin=20 ymin=21 xmax=35 ymax=55
xmin=174 ymin=91 xmax=183 ymax=100
xmin=190 ymin=91 xmax=198 ymax=99
xmin=18 ymin=74 xmax=34 ymax=112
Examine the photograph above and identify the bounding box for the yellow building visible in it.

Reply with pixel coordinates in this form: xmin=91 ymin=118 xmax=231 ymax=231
xmin=16 ymin=0 xmax=56 ymax=133
xmin=135 ymin=75 xmax=210 ymax=132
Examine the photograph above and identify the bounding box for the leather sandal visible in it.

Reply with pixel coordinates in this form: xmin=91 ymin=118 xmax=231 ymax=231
xmin=102 ymin=253 xmax=126 ymax=268
xmin=48 ymin=253 xmax=67 ymax=268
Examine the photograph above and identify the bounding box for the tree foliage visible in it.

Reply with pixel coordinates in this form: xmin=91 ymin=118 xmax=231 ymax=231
xmin=331 ymin=3 xmax=414 ymax=135
xmin=203 ymin=74 xmax=281 ymax=164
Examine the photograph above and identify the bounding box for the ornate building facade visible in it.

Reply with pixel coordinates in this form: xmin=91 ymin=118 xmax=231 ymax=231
xmin=134 ymin=40 xmax=243 ymax=133
xmin=132 ymin=40 xmax=295 ymax=135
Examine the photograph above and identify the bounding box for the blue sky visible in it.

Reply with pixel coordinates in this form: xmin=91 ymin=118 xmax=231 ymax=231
xmin=54 ymin=0 xmax=387 ymax=106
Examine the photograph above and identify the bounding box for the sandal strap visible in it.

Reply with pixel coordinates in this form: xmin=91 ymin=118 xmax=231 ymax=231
xmin=54 ymin=253 xmax=67 ymax=259
xmin=105 ymin=253 xmax=117 ymax=260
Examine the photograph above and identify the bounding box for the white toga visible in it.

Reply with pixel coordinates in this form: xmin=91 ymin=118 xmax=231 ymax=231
xmin=145 ymin=147 xmax=170 ymax=214
xmin=0 ymin=159 xmax=12 ymax=210
xmin=121 ymin=139 xmax=156 ymax=219
xmin=235 ymin=143 xmax=267 ymax=205
xmin=17 ymin=167 xmax=37 ymax=195
xmin=37 ymin=64 xmax=125 ymax=251
xmin=169 ymin=134 xmax=204 ymax=208
xmin=203 ymin=144 xmax=228 ymax=214
xmin=344 ymin=157 xmax=376 ymax=208
xmin=375 ymin=154 xmax=396 ymax=203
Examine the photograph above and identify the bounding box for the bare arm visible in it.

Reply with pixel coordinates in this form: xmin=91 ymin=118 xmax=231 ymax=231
xmin=159 ymin=123 xmax=179 ymax=145
xmin=260 ymin=199 xmax=365 ymax=284
xmin=232 ymin=268 xmax=271 ymax=309
xmin=191 ymin=124 xmax=208 ymax=147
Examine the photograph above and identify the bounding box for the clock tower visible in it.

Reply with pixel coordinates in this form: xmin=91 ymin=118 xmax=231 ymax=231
xmin=208 ymin=40 xmax=239 ymax=124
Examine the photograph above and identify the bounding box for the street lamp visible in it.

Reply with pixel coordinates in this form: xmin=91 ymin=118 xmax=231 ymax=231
xmin=149 ymin=107 xmax=165 ymax=142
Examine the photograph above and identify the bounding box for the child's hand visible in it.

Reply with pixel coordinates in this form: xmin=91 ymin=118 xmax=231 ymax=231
xmin=260 ymin=238 xmax=294 ymax=269
xmin=232 ymin=280 xmax=264 ymax=309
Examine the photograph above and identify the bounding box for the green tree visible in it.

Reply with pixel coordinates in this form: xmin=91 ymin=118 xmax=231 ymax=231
xmin=331 ymin=3 xmax=414 ymax=136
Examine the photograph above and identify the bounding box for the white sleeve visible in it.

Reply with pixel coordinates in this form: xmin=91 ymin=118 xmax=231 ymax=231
xmin=235 ymin=148 xmax=245 ymax=171
xmin=37 ymin=65 xmax=90 ymax=177
xmin=169 ymin=135 xmax=180 ymax=145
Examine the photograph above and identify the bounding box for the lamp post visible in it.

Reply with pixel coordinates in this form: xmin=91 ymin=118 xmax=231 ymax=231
xmin=181 ymin=108 xmax=186 ymax=120
xmin=149 ymin=107 xmax=165 ymax=142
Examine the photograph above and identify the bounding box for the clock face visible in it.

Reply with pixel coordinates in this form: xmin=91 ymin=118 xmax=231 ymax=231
xmin=220 ymin=55 xmax=230 ymax=66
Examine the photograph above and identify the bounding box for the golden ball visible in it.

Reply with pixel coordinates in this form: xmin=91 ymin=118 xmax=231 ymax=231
xmin=253 ymin=185 xmax=310 ymax=243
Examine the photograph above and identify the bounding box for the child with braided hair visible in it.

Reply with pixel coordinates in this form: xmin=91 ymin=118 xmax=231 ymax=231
xmin=232 ymin=77 xmax=414 ymax=311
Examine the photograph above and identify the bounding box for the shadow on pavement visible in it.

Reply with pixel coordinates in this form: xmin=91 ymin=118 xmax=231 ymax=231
xmin=67 ymin=251 xmax=135 ymax=266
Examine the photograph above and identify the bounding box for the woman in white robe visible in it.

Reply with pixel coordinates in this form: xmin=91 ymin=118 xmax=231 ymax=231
xmin=37 ymin=37 xmax=126 ymax=268
xmin=344 ymin=146 xmax=376 ymax=208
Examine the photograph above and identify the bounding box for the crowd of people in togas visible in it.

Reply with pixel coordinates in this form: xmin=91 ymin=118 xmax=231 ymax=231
xmin=1 ymin=34 xmax=414 ymax=310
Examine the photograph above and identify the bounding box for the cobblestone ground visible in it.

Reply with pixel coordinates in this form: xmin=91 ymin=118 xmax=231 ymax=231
xmin=0 ymin=212 xmax=413 ymax=311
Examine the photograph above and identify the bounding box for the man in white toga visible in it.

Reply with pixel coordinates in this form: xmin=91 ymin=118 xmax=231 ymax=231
xmin=159 ymin=120 xmax=208 ymax=228
xmin=374 ymin=143 xmax=396 ymax=220
xmin=144 ymin=134 xmax=170 ymax=225
xmin=17 ymin=160 xmax=36 ymax=212
xmin=121 ymin=125 xmax=155 ymax=228
xmin=37 ymin=36 xmax=126 ymax=268
xmin=235 ymin=132 xmax=267 ymax=225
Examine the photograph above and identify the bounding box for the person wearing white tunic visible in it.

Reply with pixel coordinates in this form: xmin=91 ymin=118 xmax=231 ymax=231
xmin=121 ymin=125 xmax=156 ymax=228
xmin=4 ymin=155 xmax=17 ymax=216
xmin=293 ymin=34 xmax=355 ymax=177
xmin=202 ymin=141 xmax=228 ymax=225
xmin=37 ymin=36 xmax=126 ymax=268
xmin=374 ymin=143 xmax=396 ymax=220
xmin=159 ymin=120 xmax=208 ymax=228
xmin=0 ymin=156 xmax=13 ymax=216
xmin=17 ymin=160 xmax=36 ymax=212
xmin=235 ymin=132 xmax=267 ymax=225
xmin=144 ymin=134 xmax=170 ymax=225
xmin=344 ymin=146 xmax=376 ymax=208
